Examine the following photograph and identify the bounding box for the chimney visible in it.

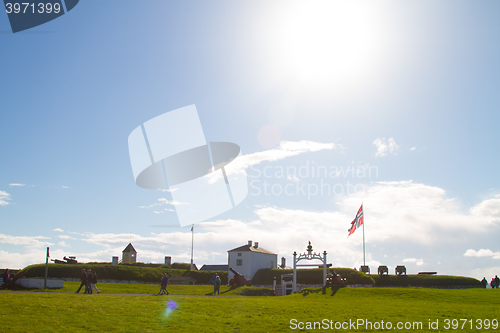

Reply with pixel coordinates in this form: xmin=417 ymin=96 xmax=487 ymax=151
xmin=281 ymin=257 xmax=286 ymax=268
xmin=248 ymin=240 xmax=252 ymax=246
xmin=254 ymin=242 xmax=259 ymax=248
xmin=165 ymin=256 xmax=171 ymax=267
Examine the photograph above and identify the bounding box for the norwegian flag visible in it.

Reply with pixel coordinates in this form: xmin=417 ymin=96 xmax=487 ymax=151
xmin=347 ymin=204 xmax=364 ymax=237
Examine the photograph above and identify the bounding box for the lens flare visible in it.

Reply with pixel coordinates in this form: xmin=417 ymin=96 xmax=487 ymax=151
xmin=163 ymin=300 xmax=178 ymax=318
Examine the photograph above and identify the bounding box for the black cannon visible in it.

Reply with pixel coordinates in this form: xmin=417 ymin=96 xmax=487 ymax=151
xmin=378 ymin=265 xmax=388 ymax=275
xmin=395 ymin=265 xmax=407 ymax=276
xmin=63 ymin=256 xmax=78 ymax=264
xmin=229 ymin=267 xmax=250 ymax=286
xmin=325 ymin=269 xmax=346 ymax=287
xmin=51 ymin=256 xmax=78 ymax=264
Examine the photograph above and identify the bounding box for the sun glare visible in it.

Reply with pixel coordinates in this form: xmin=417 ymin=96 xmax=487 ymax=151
xmin=265 ymin=1 xmax=386 ymax=89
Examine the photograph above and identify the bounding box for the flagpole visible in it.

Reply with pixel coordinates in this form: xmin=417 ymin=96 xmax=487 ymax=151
xmin=362 ymin=203 xmax=365 ymax=267
xmin=190 ymin=224 xmax=194 ymax=270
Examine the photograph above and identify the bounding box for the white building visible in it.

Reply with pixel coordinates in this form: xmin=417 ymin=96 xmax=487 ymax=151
xmin=227 ymin=240 xmax=277 ymax=282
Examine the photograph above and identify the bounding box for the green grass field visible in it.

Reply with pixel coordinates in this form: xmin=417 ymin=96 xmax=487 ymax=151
xmin=1 ymin=284 xmax=498 ymax=332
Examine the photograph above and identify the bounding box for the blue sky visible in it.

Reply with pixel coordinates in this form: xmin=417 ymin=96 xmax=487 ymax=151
xmin=1 ymin=1 xmax=499 ymax=280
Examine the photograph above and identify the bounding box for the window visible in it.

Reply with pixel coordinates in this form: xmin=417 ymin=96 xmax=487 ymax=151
xmin=124 ymin=253 xmax=128 ymax=257
xmin=236 ymin=259 xmax=242 ymax=266
xmin=238 ymin=253 xmax=242 ymax=256
xmin=131 ymin=254 xmax=135 ymax=257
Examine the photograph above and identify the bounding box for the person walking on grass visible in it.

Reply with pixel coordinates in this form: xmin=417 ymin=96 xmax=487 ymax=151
xmin=85 ymin=269 xmax=93 ymax=294
xmin=214 ymin=275 xmax=221 ymax=295
xmin=158 ymin=273 xmax=169 ymax=295
xmin=76 ymin=269 xmax=87 ymax=293
xmin=158 ymin=274 xmax=165 ymax=295
xmin=91 ymin=270 xmax=100 ymax=294
xmin=2 ymin=268 xmax=9 ymax=288
xmin=495 ymin=275 xmax=499 ymax=289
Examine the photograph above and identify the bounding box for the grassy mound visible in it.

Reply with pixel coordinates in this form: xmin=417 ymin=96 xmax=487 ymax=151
xmin=252 ymin=267 xmax=375 ymax=285
xmin=372 ymin=274 xmax=482 ymax=288
xmin=19 ymin=263 xmax=228 ymax=285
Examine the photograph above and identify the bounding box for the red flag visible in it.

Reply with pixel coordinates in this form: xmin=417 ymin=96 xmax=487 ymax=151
xmin=191 ymin=226 xmax=193 ymax=232
xmin=347 ymin=204 xmax=363 ymax=237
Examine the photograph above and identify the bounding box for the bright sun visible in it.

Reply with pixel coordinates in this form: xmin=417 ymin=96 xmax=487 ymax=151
xmin=263 ymin=1 xmax=386 ymax=88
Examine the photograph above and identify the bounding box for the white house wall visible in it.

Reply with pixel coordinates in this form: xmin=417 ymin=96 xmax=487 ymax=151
xmin=228 ymin=251 xmax=252 ymax=281
xmin=228 ymin=250 xmax=278 ymax=282
xmin=250 ymin=252 xmax=277 ymax=278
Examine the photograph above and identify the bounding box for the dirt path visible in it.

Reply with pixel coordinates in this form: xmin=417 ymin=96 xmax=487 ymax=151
xmin=0 ymin=290 xmax=237 ymax=297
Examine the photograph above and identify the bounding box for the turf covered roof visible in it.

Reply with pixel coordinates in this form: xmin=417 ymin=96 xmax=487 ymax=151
xmin=122 ymin=243 xmax=136 ymax=253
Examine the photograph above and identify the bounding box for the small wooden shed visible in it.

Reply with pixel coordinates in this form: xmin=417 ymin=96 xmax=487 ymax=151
xmin=122 ymin=243 xmax=137 ymax=264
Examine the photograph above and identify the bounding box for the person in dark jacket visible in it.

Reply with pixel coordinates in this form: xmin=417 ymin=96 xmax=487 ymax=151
xmin=91 ymin=271 xmax=100 ymax=294
xmin=75 ymin=269 xmax=87 ymax=293
xmin=85 ymin=269 xmax=93 ymax=294
xmin=214 ymin=275 xmax=221 ymax=295
xmin=158 ymin=273 xmax=169 ymax=295
xmin=2 ymin=268 xmax=9 ymax=288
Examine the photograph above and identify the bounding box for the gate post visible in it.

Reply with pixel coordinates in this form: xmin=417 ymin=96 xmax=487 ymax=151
xmin=292 ymin=251 xmax=297 ymax=292
xmin=323 ymin=251 xmax=327 ymax=287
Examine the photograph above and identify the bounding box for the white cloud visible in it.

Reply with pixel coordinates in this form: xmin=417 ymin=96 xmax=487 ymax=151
xmin=82 ymin=232 xmax=191 ymax=248
xmin=208 ymin=140 xmax=341 ymax=184
xmin=403 ymin=258 xmax=425 ymax=266
xmin=61 ymin=186 xmax=70 ymax=189
xmin=158 ymin=198 xmax=188 ymax=206
xmin=0 ymin=250 xmax=50 ymax=269
xmin=153 ymin=211 xmax=164 ymax=214
xmin=140 ymin=140 xmax=340 ymax=215
xmin=0 ymin=191 xmax=11 ymax=206
xmin=470 ymin=195 xmax=500 ymax=222
xmin=57 ymin=241 xmax=69 ymax=247
xmin=161 ymin=188 xmax=178 ymax=193
xmin=340 ymin=180 xmax=500 ymax=244
xmin=236 ymin=140 xmax=339 ymax=170
xmin=57 ymin=235 xmax=76 ymax=240
xmin=0 ymin=234 xmax=52 ymax=247
xmin=464 ymin=249 xmax=500 ymax=259
xmin=287 ymin=174 xmax=300 ymax=182
xmin=470 ymin=266 xmax=500 ymax=281
xmin=410 ymin=147 xmax=416 ymax=151
xmin=53 ymin=228 xmax=64 ymax=232
xmin=373 ymin=137 xmax=399 ymax=157
xmin=138 ymin=203 xmax=162 ymax=209
xmin=8 ymin=183 xmax=25 ymax=187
